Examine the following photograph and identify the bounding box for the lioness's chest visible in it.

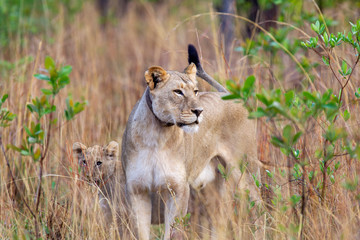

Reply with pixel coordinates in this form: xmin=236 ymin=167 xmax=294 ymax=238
xmin=126 ymin=148 xmax=186 ymax=191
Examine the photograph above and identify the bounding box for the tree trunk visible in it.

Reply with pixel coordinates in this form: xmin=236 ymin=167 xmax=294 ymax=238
xmin=220 ymin=0 xmax=236 ymax=61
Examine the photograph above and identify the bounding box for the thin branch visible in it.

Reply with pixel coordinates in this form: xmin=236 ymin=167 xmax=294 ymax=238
xmin=35 ymin=98 xmax=55 ymax=213
xmin=339 ymin=54 xmax=360 ymax=103
xmin=321 ymin=140 xmax=329 ymax=205
xmin=333 ymin=54 xmax=360 ymax=124
xmin=311 ymin=47 xmax=325 ymax=58
xmin=328 ymin=57 xmax=344 ymax=88
xmin=299 ymin=133 xmax=307 ymax=240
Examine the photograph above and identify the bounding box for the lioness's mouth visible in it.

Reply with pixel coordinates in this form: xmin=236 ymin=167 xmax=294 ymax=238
xmin=177 ymin=120 xmax=199 ymax=127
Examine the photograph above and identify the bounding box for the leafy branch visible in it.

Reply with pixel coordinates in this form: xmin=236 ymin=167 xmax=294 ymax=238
xmin=4 ymin=56 xmax=86 ymax=238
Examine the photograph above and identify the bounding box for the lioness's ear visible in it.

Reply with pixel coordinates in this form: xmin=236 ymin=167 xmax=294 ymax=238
xmin=184 ymin=63 xmax=197 ymax=81
xmin=73 ymin=142 xmax=87 ymax=162
xmin=145 ymin=66 xmax=170 ymax=90
xmin=105 ymin=141 xmax=119 ymax=160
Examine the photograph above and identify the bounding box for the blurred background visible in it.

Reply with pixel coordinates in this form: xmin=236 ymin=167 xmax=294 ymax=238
xmin=1 ymin=0 xmax=360 ymax=239
xmin=1 ymin=0 xmax=360 ymax=139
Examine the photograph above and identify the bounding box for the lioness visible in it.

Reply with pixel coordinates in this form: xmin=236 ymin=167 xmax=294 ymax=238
xmin=121 ymin=45 xmax=262 ymax=239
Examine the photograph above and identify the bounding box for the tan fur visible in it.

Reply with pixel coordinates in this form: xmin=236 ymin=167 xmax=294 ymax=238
xmin=121 ymin=64 xmax=262 ymax=240
xmin=72 ymin=141 xmax=131 ymax=237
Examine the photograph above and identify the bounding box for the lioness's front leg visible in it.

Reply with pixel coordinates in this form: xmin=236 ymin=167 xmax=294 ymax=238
xmin=164 ymin=183 xmax=190 ymax=240
xmin=127 ymin=187 xmax=152 ymax=240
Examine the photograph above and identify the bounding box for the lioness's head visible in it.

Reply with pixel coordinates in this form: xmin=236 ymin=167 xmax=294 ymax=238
xmin=145 ymin=63 xmax=203 ymax=133
xmin=72 ymin=141 xmax=119 ymax=185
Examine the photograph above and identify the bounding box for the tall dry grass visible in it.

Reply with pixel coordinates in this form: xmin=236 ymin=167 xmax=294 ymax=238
xmin=0 ymin=0 xmax=359 ymax=239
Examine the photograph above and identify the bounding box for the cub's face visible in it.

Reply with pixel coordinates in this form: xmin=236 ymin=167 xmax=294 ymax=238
xmin=145 ymin=63 xmax=203 ymax=133
xmin=72 ymin=141 xmax=119 ymax=185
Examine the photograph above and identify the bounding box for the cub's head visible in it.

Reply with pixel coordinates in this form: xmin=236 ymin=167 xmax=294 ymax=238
xmin=72 ymin=141 xmax=119 ymax=185
xmin=145 ymin=63 xmax=203 ymax=133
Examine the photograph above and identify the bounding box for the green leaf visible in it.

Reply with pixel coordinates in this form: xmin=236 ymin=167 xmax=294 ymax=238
xmin=311 ymin=24 xmax=317 ymax=33
xmin=330 ymin=175 xmax=335 ymax=184
xmin=290 ymin=194 xmax=301 ymax=207
xmin=343 ymin=109 xmax=350 ymax=121
xmin=7 ymin=144 xmax=21 ymax=152
xmin=73 ymin=102 xmax=86 ymax=114
xmin=34 ymin=74 xmax=50 ymax=81
xmin=34 ymin=123 xmax=41 ymax=133
xmin=26 ymin=104 xmax=35 ymax=113
xmin=51 ymin=181 xmax=56 ymax=190
xmin=45 ymin=56 xmax=55 ymax=70
xmin=20 ymin=150 xmax=31 ymax=156
xmin=41 ymin=89 xmax=53 ymax=95
xmin=217 ymin=164 xmax=228 ymax=180
xmin=322 ymin=56 xmax=330 ymax=66
xmin=311 ymin=20 xmax=320 ymax=33
xmin=24 ymin=125 xmax=33 ymax=137
xmin=292 ymin=131 xmax=302 ymax=144
xmin=319 ymin=24 xmax=326 ymax=35
xmin=248 ymin=109 xmax=267 ymax=119
xmin=271 ymin=136 xmax=285 ymax=148
xmin=293 ymin=149 xmax=300 ymax=159
xmin=323 ymin=102 xmax=338 ymax=110
xmin=222 ymin=94 xmax=239 ymax=100
xmin=268 ymin=101 xmax=286 ymax=115
xmin=303 ymin=91 xmax=317 ymax=102
xmin=285 ymin=90 xmax=294 ymax=106
xmin=34 ymin=129 xmax=43 ymax=135
xmin=341 ymin=60 xmax=348 ymax=74
xmin=309 ymin=171 xmax=314 ymax=181
xmin=283 ymin=125 xmax=293 ymax=144
xmin=243 ymin=75 xmax=255 ymax=91
xmin=356 ymin=88 xmax=360 ymax=98
xmin=323 ymin=32 xmax=329 ymax=45
xmin=59 ymin=76 xmax=70 ymax=87
xmin=64 ymin=110 xmax=71 ymax=120
xmin=265 ymin=170 xmax=274 ymax=179
xmin=33 ymin=148 xmax=41 ymax=161
xmin=252 ymin=173 xmax=260 ymax=188
xmin=28 ymin=137 xmax=37 ymax=144
xmin=256 ymin=94 xmax=269 ymax=105
xmin=335 ymin=161 xmax=340 ymax=171
xmin=59 ymin=66 xmax=72 ymax=76
xmin=327 ymin=166 xmax=332 ymax=175
xmin=1 ymin=94 xmax=8 ymax=103
xmin=225 ymin=80 xmax=237 ymax=92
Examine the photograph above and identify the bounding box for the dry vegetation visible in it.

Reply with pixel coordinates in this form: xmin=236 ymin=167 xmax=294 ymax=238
xmin=0 ymin=0 xmax=359 ymax=239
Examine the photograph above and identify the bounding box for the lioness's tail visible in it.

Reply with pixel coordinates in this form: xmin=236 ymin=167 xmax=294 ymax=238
xmin=188 ymin=44 xmax=228 ymax=93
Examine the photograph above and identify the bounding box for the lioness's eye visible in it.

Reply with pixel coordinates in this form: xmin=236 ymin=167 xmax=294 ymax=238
xmin=96 ymin=161 xmax=102 ymax=166
xmin=194 ymin=90 xmax=199 ymax=96
xmin=173 ymin=89 xmax=184 ymax=96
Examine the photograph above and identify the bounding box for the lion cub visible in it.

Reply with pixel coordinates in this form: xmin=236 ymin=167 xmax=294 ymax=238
xmin=72 ymin=141 xmax=129 ymax=235
xmin=72 ymin=141 xmax=165 ymax=237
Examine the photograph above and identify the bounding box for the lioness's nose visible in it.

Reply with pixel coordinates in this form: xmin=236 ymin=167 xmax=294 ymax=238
xmin=191 ymin=108 xmax=203 ymax=117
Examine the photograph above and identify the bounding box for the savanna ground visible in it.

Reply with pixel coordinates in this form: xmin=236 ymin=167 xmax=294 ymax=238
xmin=0 ymin=0 xmax=360 ymax=239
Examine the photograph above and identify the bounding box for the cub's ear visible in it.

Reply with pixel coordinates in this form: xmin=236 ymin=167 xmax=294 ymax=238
xmin=144 ymin=66 xmax=170 ymax=90
xmin=105 ymin=141 xmax=119 ymax=160
xmin=73 ymin=142 xmax=87 ymax=162
xmin=184 ymin=63 xmax=197 ymax=81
